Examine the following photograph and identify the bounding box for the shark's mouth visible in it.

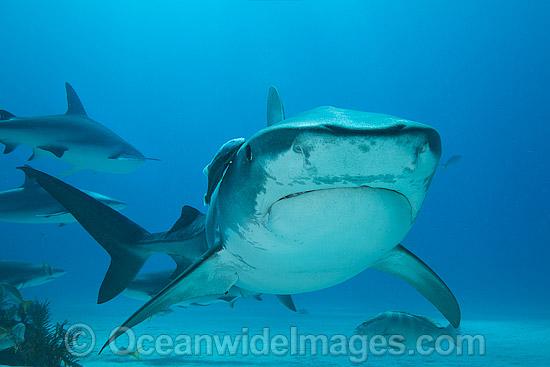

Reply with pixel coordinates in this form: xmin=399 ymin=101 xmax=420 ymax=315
xmin=265 ymin=185 xmax=414 ymax=242
xmin=272 ymin=186 xmax=412 ymax=212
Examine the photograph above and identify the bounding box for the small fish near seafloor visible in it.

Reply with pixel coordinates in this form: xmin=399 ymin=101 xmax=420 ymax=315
xmin=0 ymin=283 xmax=33 ymax=312
xmin=355 ymin=311 xmax=459 ymax=347
xmin=439 ymin=155 xmax=462 ymax=172
xmin=0 ymin=83 xmax=156 ymax=175
xmin=0 ymin=323 xmax=26 ymax=352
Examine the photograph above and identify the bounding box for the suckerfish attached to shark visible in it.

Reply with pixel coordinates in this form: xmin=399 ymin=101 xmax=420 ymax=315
xmin=123 ymin=270 xmax=289 ymax=310
xmin=0 ymin=260 xmax=66 ymax=288
xmin=0 ymin=83 xmax=156 ymax=175
xmin=0 ymin=168 xmax=126 ymax=224
xmin=89 ymin=86 xmax=460 ymax=351
xmin=18 ymin=166 xmax=298 ymax=312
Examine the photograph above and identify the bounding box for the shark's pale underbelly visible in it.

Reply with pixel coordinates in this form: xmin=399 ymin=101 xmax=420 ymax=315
xmin=227 ymin=187 xmax=413 ymax=294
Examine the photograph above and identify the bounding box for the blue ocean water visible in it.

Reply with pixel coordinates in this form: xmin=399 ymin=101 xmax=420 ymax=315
xmin=1 ymin=0 xmax=549 ymax=364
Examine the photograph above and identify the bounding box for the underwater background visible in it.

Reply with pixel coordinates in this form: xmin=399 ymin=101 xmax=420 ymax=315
xmin=0 ymin=0 xmax=549 ymax=365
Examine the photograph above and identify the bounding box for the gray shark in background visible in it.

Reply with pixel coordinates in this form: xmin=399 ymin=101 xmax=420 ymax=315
xmin=0 ymin=83 xmax=154 ymax=175
xmin=0 ymin=260 xmax=66 ymax=288
xmin=80 ymin=86 xmax=459 ymax=350
xmin=17 ymin=167 xmax=298 ymax=311
xmin=0 ymin=170 xmax=126 ymax=224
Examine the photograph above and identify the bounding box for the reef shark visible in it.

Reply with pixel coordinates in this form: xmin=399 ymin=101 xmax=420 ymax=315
xmin=0 ymin=169 xmax=126 ymax=224
xmin=0 ymin=260 xmax=66 ymax=289
xmin=16 ymin=166 xmax=298 ymax=312
xmin=0 ymin=83 xmax=153 ymax=175
xmin=23 ymin=87 xmax=460 ymax=351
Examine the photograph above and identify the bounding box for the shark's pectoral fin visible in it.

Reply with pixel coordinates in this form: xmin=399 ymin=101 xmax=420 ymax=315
xmin=37 ymin=145 xmax=68 ymax=159
xmin=28 ymin=148 xmax=50 ymax=161
xmin=276 ymin=295 xmax=297 ymax=312
xmin=0 ymin=110 xmax=16 ymax=120
xmin=2 ymin=142 xmax=17 ymax=154
xmin=371 ymin=244 xmax=461 ymax=328
xmin=99 ymin=246 xmax=238 ymax=353
xmin=267 ymin=86 xmax=285 ymax=126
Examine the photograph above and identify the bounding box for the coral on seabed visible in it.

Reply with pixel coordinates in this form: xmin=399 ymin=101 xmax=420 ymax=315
xmin=0 ymin=295 xmax=81 ymax=367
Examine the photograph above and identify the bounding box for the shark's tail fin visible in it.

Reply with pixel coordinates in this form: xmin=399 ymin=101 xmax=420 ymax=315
xmin=17 ymin=166 xmax=152 ymax=304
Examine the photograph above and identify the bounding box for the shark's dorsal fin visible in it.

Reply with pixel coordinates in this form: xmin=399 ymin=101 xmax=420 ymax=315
xmin=267 ymin=86 xmax=285 ymax=126
xmin=65 ymin=83 xmax=87 ymax=116
xmin=203 ymin=138 xmax=246 ymax=205
xmin=168 ymin=206 xmax=202 ymax=234
xmin=0 ymin=110 xmax=16 ymax=120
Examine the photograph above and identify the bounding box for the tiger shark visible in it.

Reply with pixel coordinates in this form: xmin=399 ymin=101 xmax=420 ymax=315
xmin=23 ymin=87 xmax=460 ymax=352
xmin=0 ymin=169 xmax=126 ymax=224
xmin=0 ymin=260 xmax=66 ymax=289
xmin=0 ymin=83 xmax=153 ymax=175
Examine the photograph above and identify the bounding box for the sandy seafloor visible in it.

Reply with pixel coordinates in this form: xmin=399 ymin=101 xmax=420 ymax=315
xmin=43 ymin=299 xmax=549 ymax=367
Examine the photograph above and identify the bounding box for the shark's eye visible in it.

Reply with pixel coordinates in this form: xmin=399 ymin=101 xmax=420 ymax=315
xmin=245 ymin=145 xmax=253 ymax=162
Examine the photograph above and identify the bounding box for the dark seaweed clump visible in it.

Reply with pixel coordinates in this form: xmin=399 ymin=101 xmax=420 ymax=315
xmin=0 ymin=295 xmax=81 ymax=367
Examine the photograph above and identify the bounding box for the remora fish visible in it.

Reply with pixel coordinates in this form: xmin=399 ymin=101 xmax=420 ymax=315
xmin=0 ymin=260 xmax=66 ymax=288
xmin=0 ymin=83 xmax=154 ymax=175
xmin=0 ymin=169 xmax=126 ymax=224
xmin=123 ymin=270 xmax=269 ymax=309
xmin=14 ymin=168 xmax=296 ymax=311
xmin=26 ymin=87 xmax=460 ymax=351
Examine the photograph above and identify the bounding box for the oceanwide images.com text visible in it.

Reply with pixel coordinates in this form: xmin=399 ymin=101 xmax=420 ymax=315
xmin=66 ymin=324 xmax=486 ymax=363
